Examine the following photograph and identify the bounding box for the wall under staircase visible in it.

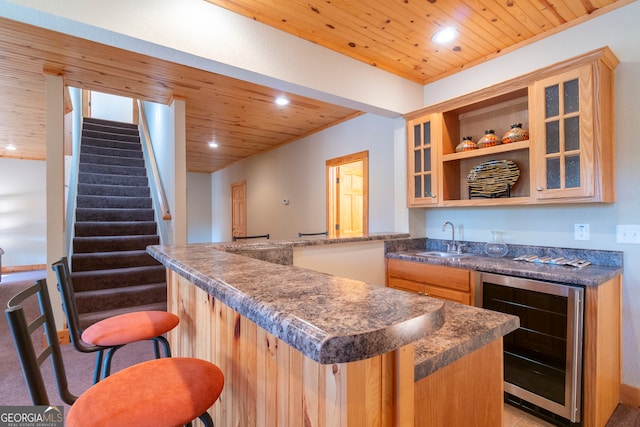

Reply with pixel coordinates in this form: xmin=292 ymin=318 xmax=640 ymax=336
xmin=71 ymin=117 xmax=167 ymax=329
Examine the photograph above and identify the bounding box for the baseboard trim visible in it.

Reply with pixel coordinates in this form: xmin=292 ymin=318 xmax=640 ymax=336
xmin=620 ymin=383 xmax=640 ymax=408
xmin=2 ymin=264 xmax=46 ymax=273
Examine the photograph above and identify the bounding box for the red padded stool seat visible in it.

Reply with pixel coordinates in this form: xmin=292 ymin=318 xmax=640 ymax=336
xmin=81 ymin=310 xmax=179 ymax=346
xmin=67 ymin=357 xmax=225 ymax=427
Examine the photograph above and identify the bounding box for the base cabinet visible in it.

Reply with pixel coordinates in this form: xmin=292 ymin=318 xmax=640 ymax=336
xmin=386 ymin=258 xmax=474 ymax=305
xmin=387 ymin=259 xmax=622 ymax=427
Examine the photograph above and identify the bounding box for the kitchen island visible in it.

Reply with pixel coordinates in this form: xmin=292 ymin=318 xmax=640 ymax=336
xmin=148 ymin=236 xmax=518 ymax=426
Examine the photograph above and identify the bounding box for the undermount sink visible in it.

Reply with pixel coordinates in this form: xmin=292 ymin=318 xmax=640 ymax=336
xmin=416 ymin=251 xmax=475 ymax=258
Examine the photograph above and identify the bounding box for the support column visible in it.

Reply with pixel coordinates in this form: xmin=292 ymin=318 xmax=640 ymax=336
xmin=44 ymin=70 xmax=66 ymax=329
xmin=171 ymin=96 xmax=187 ymax=245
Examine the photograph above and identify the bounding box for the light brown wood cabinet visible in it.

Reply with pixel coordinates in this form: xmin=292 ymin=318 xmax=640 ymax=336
xmin=405 ymin=47 xmax=618 ymax=208
xmin=406 ymin=113 xmax=440 ymax=207
xmin=386 ymin=258 xmax=474 ymax=305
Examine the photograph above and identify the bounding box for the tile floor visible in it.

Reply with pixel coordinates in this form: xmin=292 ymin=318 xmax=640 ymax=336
xmin=505 ymin=404 xmax=556 ymax=427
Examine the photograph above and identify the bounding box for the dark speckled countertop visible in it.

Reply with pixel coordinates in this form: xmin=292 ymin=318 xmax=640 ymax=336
xmin=147 ymin=233 xmax=525 ymax=382
xmin=385 ymin=237 xmax=623 ymax=286
xmin=147 ymin=234 xmax=447 ymax=365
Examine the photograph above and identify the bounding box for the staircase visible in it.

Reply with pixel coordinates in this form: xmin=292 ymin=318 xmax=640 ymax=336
xmin=71 ymin=117 xmax=167 ymax=329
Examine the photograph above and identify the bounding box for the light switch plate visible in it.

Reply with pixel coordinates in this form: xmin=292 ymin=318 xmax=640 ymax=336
xmin=574 ymin=224 xmax=589 ymax=240
xmin=616 ymin=225 xmax=640 ymax=244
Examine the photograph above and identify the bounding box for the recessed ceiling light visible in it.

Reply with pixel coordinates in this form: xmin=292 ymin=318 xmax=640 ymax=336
xmin=6 ymin=144 xmax=16 ymax=151
xmin=275 ymin=96 xmax=290 ymax=106
xmin=432 ymin=27 xmax=459 ymax=44
xmin=208 ymin=142 xmax=218 ymax=148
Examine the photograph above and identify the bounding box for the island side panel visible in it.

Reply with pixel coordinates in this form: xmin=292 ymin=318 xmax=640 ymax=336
xmin=167 ymin=270 xmax=415 ymax=427
xmin=413 ymin=339 xmax=504 ymax=426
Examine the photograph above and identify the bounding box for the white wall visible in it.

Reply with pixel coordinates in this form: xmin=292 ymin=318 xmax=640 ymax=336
xmin=0 ymin=158 xmax=46 ymax=268
xmin=210 ymin=113 xmax=404 ymax=241
xmin=416 ymin=2 xmax=640 ymax=389
xmin=293 ymin=241 xmax=386 ymax=286
xmin=90 ymin=92 xmax=132 ymax=123
xmin=187 ymin=172 xmax=212 ymax=243
xmin=142 ymin=101 xmax=176 ymax=244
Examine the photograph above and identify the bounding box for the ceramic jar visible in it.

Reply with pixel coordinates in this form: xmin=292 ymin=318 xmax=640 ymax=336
xmin=502 ymin=123 xmax=529 ymax=144
xmin=455 ymin=136 xmax=477 ymax=152
xmin=476 ymin=129 xmax=498 ymax=148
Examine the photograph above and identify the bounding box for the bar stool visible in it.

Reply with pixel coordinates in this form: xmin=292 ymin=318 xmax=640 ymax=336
xmin=52 ymin=257 xmax=179 ymax=383
xmin=5 ymin=279 xmax=224 ymax=427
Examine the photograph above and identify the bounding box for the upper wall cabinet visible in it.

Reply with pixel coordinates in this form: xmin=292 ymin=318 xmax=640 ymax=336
xmin=404 ymin=47 xmax=618 ymax=208
xmin=407 ymin=113 xmax=440 ymax=207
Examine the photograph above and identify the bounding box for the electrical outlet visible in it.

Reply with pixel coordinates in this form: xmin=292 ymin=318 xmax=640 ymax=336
xmin=616 ymin=225 xmax=640 ymax=244
xmin=574 ymin=224 xmax=589 ymax=240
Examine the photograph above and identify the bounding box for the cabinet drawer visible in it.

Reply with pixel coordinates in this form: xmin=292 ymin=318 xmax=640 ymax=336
xmin=424 ymin=284 xmax=471 ymax=305
xmin=388 ymin=277 xmax=427 ymax=295
xmin=387 ymin=258 xmax=470 ymax=292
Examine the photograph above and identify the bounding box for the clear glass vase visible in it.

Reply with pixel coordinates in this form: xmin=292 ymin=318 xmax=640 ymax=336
xmin=485 ymin=231 xmax=508 ymax=258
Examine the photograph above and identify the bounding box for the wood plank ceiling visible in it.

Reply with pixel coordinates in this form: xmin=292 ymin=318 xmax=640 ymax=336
xmin=0 ymin=0 xmax=629 ymax=173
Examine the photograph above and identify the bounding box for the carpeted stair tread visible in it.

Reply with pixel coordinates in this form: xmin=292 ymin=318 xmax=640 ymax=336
xmin=77 ymin=172 xmax=148 ymax=187
xmin=74 ymin=221 xmax=157 ymax=237
xmin=71 ymin=265 xmax=166 ymax=292
xmin=82 ymin=129 xmax=140 ymax=143
xmin=73 ymin=236 xmax=160 ymax=253
xmin=77 ymin=194 xmax=152 ymax=209
xmin=84 ymin=117 xmax=138 ymax=128
xmin=77 ymin=301 xmax=168 ymax=330
xmin=79 ymin=162 xmax=147 ymax=177
xmin=80 ymin=152 xmax=145 ymax=168
xmin=80 ymin=144 xmax=143 ymax=159
xmin=81 ymin=136 xmax=142 ymax=152
xmin=71 ymin=250 xmax=161 ymax=271
xmin=76 ymin=207 xmax=154 ymax=222
xmin=78 ymin=183 xmax=150 ymax=198
xmin=74 ymin=282 xmax=168 ymax=315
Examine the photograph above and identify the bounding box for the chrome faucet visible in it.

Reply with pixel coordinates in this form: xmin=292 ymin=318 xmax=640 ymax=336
xmin=442 ymin=221 xmax=458 ymax=253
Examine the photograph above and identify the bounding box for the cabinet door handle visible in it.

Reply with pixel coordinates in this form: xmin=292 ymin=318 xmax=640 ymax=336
xmin=536 ymin=186 xmax=543 ymax=191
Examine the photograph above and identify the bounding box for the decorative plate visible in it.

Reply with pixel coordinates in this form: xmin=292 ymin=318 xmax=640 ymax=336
xmin=466 ymin=160 xmax=520 ymax=198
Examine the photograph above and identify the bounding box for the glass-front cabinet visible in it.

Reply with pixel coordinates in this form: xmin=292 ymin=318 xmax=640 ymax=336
xmin=407 ymin=113 xmax=439 ymax=207
xmin=530 ymin=66 xmax=598 ymax=201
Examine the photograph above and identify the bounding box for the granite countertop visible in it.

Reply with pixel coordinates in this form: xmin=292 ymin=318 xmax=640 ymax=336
xmin=413 ymin=302 xmax=518 ymax=381
xmin=216 ymin=232 xmax=410 ymax=250
xmin=385 ymin=238 xmax=623 ymax=286
xmin=148 ymin=241 xmax=446 ymax=365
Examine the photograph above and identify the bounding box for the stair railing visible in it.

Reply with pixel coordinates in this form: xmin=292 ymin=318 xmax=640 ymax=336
xmin=137 ymin=100 xmax=172 ymax=236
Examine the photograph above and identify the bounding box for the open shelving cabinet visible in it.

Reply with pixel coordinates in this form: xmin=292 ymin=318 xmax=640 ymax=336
xmin=405 ymin=47 xmax=618 ymax=208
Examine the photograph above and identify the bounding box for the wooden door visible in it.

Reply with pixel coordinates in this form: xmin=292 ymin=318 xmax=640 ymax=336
xmin=326 ymin=151 xmax=368 ymax=238
xmin=338 ymin=162 xmax=364 ymax=236
xmin=231 ymin=181 xmax=246 ymax=239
